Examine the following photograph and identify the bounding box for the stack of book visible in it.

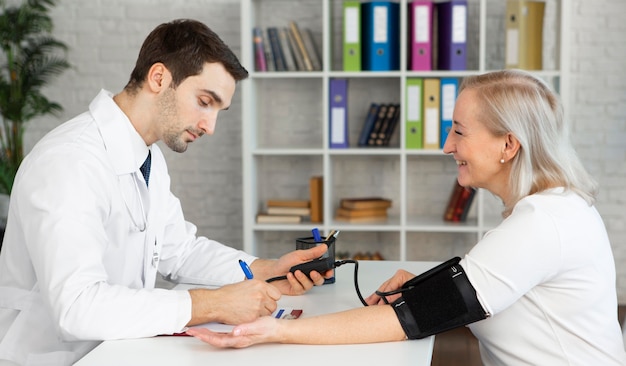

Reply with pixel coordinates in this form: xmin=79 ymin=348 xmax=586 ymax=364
xmin=443 ymin=180 xmax=476 ymax=222
xmin=253 ymin=21 xmax=322 ymax=72
xmin=335 ymin=197 xmax=392 ymax=223
xmin=255 ymin=176 xmax=324 ymax=224
xmin=357 ymin=103 xmax=401 ymax=147
xmin=256 ymin=199 xmax=310 ymax=224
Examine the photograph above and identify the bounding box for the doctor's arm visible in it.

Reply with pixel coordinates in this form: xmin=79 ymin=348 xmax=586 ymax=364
xmin=187 ymin=279 xmax=283 ymax=326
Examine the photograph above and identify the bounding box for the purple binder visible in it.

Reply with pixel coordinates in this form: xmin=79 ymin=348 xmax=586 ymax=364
xmin=436 ymin=0 xmax=467 ymax=70
xmin=329 ymin=79 xmax=348 ymax=148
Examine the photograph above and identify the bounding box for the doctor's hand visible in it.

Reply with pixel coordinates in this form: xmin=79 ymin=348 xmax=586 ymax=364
xmin=186 ymin=316 xmax=280 ymax=349
xmin=187 ymin=280 xmax=281 ymax=326
xmin=365 ymin=269 xmax=416 ymax=305
xmin=250 ymin=245 xmax=330 ymax=296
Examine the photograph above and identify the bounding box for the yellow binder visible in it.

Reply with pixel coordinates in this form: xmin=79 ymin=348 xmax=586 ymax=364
xmin=505 ymin=0 xmax=546 ymax=70
xmin=423 ymin=78 xmax=441 ymax=150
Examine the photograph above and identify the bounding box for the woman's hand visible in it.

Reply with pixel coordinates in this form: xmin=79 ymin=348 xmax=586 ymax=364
xmin=186 ymin=316 xmax=281 ymax=348
xmin=365 ymin=269 xmax=416 ymax=305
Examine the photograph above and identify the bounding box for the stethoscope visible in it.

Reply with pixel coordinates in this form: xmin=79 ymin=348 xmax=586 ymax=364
xmin=121 ymin=172 xmax=160 ymax=270
xmin=121 ymin=172 xmax=148 ymax=232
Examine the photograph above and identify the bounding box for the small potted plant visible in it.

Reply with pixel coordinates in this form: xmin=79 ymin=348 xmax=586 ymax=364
xmin=0 ymin=0 xmax=70 ymax=247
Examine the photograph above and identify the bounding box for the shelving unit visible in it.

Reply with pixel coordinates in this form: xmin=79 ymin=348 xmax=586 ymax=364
xmin=240 ymin=0 xmax=569 ymax=261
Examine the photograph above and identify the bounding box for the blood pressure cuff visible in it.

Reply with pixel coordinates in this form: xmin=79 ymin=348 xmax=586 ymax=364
xmin=390 ymin=257 xmax=487 ymax=339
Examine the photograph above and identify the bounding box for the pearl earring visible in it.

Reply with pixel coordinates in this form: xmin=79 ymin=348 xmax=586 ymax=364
xmin=500 ymin=158 xmax=505 ymax=164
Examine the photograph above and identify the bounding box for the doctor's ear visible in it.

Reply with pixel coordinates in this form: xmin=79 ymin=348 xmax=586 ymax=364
xmin=146 ymin=63 xmax=171 ymax=91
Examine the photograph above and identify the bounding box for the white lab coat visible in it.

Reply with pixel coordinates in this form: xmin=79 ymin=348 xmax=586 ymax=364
xmin=0 ymin=90 xmax=256 ymax=365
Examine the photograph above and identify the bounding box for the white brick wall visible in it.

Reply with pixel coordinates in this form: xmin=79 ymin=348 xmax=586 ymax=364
xmin=568 ymin=0 xmax=626 ymax=303
xmin=20 ymin=0 xmax=626 ymax=301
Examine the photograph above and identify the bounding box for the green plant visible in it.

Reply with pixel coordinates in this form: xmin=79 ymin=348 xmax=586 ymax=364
xmin=0 ymin=0 xmax=70 ymax=194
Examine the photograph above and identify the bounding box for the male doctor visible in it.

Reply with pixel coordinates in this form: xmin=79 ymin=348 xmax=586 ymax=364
xmin=0 ymin=19 xmax=329 ymax=366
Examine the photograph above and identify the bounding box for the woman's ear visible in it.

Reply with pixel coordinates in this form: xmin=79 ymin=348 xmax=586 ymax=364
xmin=502 ymin=133 xmax=521 ymax=163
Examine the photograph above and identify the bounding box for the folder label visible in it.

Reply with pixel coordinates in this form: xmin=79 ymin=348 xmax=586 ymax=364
xmin=331 ymin=107 xmax=346 ymax=145
xmin=407 ymin=85 xmax=422 ymax=121
xmin=414 ymin=5 xmax=430 ymax=43
xmin=345 ymin=8 xmax=359 ymax=43
xmin=441 ymin=84 xmax=456 ymax=121
xmin=424 ymin=108 xmax=439 ymax=146
xmin=374 ymin=6 xmax=389 ymax=43
xmin=506 ymin=29 xmax=519 ymax=65
xmin=452 ymin=5 xmax=467 ymax=43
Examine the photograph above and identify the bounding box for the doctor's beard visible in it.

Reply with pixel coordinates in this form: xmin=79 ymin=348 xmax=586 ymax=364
xmin=158 ymin=87 xmax=192 ymax=153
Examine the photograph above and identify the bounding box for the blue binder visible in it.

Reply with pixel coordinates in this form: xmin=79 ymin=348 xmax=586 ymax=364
xmin=439 ymin=77 xmax=459 ymax=148
xmin=361 ymin=1 xmax=400 ymax=71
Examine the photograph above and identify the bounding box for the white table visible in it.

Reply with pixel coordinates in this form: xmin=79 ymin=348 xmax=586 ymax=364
xmin=75 ymin=260 xmax=437 ymax=366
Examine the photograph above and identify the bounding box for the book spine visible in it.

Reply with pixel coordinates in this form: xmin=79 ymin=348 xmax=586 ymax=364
xmin=457 ymin=187 xmax=476 ymax=222
xmin=264 ymin=29 xmax=275 ymax=71
xmin=357 ymin=103 xmax=380 ymax=147
xmin=267 ymin=199 xmax=310 ymax=208
xmin=309 ymin=176 xmax=323 ymax=223
xmin=301 ymin=28 xmax=322 ymax=71
xmin=278 ymin=28 xmax=297 ymax=71
xmin=376 ymin=103 xmax=400 ymax=146
xmin=286 ymin=27 xmax=305 ymax=71
xmin=252 ymin=27 xmax=267 ymax=72
xmin=289 ymin=21 xmax=313 ymax=71
xmin=450 ymin=186 xmax=475 ymax=222
xmin=368 ymin=104 xmax=389 ymax=146
xmin=381 ymin=103 xmax=401 ymax=147
xmin=267 ymin=27 xmax=286 ymax=71
xmin=444 ymin=181 xmax=464 ymax=221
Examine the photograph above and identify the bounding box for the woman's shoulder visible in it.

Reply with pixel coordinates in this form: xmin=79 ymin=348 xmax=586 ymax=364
xmin=518 ymin=187 xmax=589 ymax=210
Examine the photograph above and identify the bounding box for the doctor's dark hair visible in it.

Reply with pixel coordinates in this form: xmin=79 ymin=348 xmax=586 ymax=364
xmin=125 ymin=19 xmax=248 ymax=92
xmin=459 ymin=69 xmax=597 ymax=217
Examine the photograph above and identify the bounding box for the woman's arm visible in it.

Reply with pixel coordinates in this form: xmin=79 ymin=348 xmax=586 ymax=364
xmin=186 ymin=304 xmax=406 ymax=348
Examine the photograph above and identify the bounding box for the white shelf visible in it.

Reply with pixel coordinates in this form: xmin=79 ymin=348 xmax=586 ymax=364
xmin=240 ymin=0 xmax=568 ymax=261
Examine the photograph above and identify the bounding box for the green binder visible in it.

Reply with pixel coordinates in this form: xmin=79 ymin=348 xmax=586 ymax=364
xmin=405 ymin=78 xmax=424 ymax=149
xmin=343 ymin=1 xmax=361 ymax=71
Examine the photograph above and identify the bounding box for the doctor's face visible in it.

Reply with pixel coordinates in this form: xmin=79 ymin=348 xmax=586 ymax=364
xmin=157 ymin=62 xmax=236 ymax=153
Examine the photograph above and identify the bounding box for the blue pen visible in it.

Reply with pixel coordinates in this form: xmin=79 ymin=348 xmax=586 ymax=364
xmin=312 ymin=227 xmax=322 ymax=242
xmin=239 ymin=259 xmax=254 ymax=279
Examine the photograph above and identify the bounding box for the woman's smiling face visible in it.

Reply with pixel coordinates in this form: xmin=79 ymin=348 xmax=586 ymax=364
xmin=442 ymin=89 xmax=511 ymax=202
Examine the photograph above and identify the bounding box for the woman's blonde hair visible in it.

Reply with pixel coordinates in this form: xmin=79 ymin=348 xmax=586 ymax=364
xmin=460 ymin=69 xmax=597 ymax=216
